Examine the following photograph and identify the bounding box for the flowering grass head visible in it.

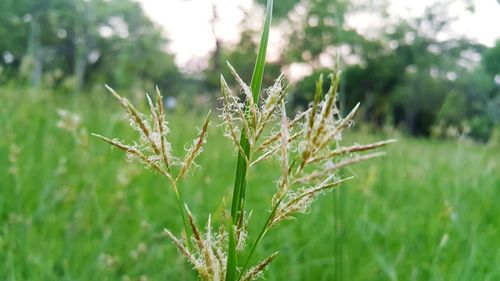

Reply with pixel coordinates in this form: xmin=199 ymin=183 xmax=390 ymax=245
xmin=93 ymin=1 xmax=395 ymax=280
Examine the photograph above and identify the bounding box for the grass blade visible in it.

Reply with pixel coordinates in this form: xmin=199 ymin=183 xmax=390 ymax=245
xmin=226 ymin=1 xmax=273 ymax=280
xmin=249 ymin=0 xmax=273 ymax=103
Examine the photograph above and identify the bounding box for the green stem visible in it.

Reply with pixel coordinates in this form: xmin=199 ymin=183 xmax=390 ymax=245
xmin=226 ymin=1 xmax=273 ymax=280
xmin=236 ymin=197 xmax=282 ymax=281
xmin=230 ymin=137 xmax=250 ymax=223
xmin=226 ymin=137 xmax=249 ymax=281
xmin=174 ymin=186 xmax=193 ymax=250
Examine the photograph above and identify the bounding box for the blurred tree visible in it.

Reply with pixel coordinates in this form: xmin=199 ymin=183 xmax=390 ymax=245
xmin=482 ymin=40 xmax=500 ymax=79
xmin=203 ymin=2 xmax=282 ymax=96
xmin=257 ymin=0 xmax=499 ymax=140
xmin=257 ymin=0 xmax=365 ymax=65
xmin=340 ymin=3 xmax=497 ymax=139
xmin=0 ymin=0 xmax=181 ymax=94
xmin=0 ymin=0 xmax=32 ymax=84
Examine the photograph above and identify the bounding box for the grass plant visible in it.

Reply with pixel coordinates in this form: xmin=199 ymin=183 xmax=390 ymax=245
xmin=92 ymin=1 xmax=394 ymax=280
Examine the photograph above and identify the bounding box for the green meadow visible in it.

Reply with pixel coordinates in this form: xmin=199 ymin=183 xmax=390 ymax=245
xmin=1 ymin=90 xmax=499 ymax=281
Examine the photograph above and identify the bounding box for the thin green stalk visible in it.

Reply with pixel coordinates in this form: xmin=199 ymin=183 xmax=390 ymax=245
xmin=226 ymin=139 xmax=250 ymax=281
xmin=226 ymin=217 xmax=237 ymax=279
xmin=236 ymin=197 xmax=283 ymax=281
xmin=230 ymin=142 xmax=250 ymax=223
xmin=173 ymin=185 xmax=194 ymax=250
xmin=226 ymin=1 xmax=273 ymax=280
xmin=333 ymin=187 xmax=343 ymax=281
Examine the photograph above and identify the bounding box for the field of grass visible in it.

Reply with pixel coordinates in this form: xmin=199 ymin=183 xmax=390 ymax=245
xmin=1 ymin=89 xmax=499 ymax=281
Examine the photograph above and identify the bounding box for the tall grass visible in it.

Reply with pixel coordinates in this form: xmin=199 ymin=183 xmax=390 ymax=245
xmin=91 ymin=1 xmax=395 ymax=280
xmin=1 ymin=88 xmax=500 ymax=280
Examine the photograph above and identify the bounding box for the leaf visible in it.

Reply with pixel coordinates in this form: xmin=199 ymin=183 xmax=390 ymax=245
xmin=226 ymin=1 xmax=273 ymax=281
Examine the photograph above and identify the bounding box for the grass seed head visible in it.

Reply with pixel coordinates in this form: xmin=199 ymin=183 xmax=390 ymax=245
xmin=95 ymin=55 xmax=394 ymax=281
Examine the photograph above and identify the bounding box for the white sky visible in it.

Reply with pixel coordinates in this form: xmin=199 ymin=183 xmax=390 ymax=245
xmin=139 ymin=0 xmax=500 ymax=70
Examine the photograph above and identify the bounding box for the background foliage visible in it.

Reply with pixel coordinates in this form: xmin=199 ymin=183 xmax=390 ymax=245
xmin=1 ymin=0 xmax=498 ymax=140
xmin=1 ymin=91 xmax=499 ymax=280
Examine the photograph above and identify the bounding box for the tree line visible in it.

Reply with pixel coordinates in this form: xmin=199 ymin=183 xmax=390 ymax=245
xmin=0 ymin=0 xmax=498 ymax=141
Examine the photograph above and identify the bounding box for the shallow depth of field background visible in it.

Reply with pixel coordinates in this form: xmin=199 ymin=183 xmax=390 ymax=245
xmin=1 ymin=0 xmax=499 ymax=280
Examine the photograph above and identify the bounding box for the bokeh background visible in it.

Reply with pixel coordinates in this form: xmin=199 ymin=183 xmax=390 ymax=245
xmin=1 ymin=0 xmax=499 ymax=280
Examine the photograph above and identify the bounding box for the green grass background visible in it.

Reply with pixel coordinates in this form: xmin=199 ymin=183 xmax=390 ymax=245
xmin=1 ymin=90 xmax=499 ymax=280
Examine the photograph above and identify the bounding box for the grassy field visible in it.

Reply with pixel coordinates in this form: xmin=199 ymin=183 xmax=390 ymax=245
xmin=1 ymin=89 xmax=499 ymax=281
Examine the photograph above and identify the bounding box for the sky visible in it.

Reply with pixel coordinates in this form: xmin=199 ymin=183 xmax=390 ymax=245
xmin=138 ymin=0 xmax=500 ymax=70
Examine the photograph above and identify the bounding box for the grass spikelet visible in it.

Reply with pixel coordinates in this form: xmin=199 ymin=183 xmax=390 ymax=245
xmin=164 ymin=228 xmax=205 ymax=276
xmin=240 ymin=252 xmax=279 ymax=281
xmin=307 ymin=139 xmax=397 ymax=164
xmin=326 ymin=151 xmax=387 ymax=172
xmin=316 ymin=102 xmax=360 ymax=150
xmin=279 ymin=101 xmax=289 ymax=183
xmin=220 ymin=75 xmax=248 ymax=157
xmin=227 ymin=61 xmax=258 ymax=131
xmin=269 ymin=177 xmax=353 ymax=228
xmin=185 ymin=205 xmax=214 ymax=278
xmin=306 ymin=73 xmax=323 ymax=141
xmin=254 ymin=74 xmax=287 ymax=142
xmin=272 ymin=101 xmax=289 ymax=206
xmin=236 ymin=211 xmax=252 ymax=252
xmin=220 ymin=73 xmax=254 ymax=147
xmin=176 ymin=110 xmax=211 ymax=181
xmin=155 ymin=87 xmax=172 ymax=169
xmin=255 ymin=109 xmax=309 ymax=152
xmin=103 ymin=86 xmax=171 ymax=169
xmin=310 ymin=72 xmax=340 ymax=147
xmin=91 ymin=133 xmax=172 ymax=180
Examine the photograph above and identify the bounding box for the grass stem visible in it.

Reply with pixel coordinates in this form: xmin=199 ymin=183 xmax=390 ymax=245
xmin=226 ymin=1 xmax=273 ymax=280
